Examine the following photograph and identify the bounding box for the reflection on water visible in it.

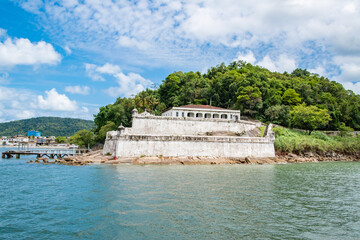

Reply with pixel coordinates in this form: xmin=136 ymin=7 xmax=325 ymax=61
xmin=1 ymin=148 xmax=359 ymax=239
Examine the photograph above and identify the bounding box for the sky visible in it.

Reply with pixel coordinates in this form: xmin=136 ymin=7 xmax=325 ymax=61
xmin=0 ymin=0 xmax=359 ymax=122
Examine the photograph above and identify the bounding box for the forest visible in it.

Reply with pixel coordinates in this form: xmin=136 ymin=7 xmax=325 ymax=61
xmin=92 ymin=61 xmax=359 ymax=144
xmin=0 ymin=117 xmax=94 ymax=137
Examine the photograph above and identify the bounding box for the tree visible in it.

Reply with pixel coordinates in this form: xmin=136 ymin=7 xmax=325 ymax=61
xmin=97 ymin=121 xmax=117 ymax=143
xmin=290 ymin=104 xmax=331 ymax=134
xmin=265 ymin=105 xmax=290 ymax=126
xmin=291 ymin=68 xmax=310 ymax=78
xmin=282 ymin=89 xmax=301 ymax=106
xmin=338 ymin=122 xmax=354 ymax=137
xmin=236 ymin=86 xmax=262 ymax=116
xmin=55 ymin=136 xmax=67 ymax=143
xmin=69 ymin=129 xmax=95 ymax=148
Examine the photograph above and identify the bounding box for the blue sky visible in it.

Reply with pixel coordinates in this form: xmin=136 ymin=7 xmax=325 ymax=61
xmin=0 ymin=0 xmax=359 ymax=122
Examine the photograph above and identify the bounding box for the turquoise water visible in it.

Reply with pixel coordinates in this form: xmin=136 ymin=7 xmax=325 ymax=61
xmin=1 ymin=148 xmax=360 ymax=239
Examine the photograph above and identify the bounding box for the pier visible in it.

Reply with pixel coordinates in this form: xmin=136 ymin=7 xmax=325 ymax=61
xmin=1 ymin=149 xmax=90 ymax=159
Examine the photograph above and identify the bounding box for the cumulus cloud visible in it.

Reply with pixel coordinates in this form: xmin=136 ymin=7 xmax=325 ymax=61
xmin=95 ymin=63 xmax=121 ymax=75
xmin=0 ymin=37 xmax=61 ymax=67
xmin=308 ymin=66 xmax=326 ymax=77
xmin=17 ymin=0 xmax=360 ymax=89
xmin=333 ymin=56 xmax=360 ymax=94
xmin=105 ymin=72 xmax=153 ymax=97
xmin=36 ymin=88 xmax=77 ymax=111
xmin=85 ymin=63 xmax=105 ymax=81
xmin=257 ymin=54 xmax=297 ymax=73
xmin=65 ymin=85 xmax=90 ymax=95
xmin=0 ymin=36 xmax=61 ymax=67
xmin=85 ymin=62 xmax=153 ymax=97
xmin=0 ymin=86 xmax=94 ymax=122
xmin=235 ymin=51 xmax=256 ymax=64
xmin=0 ymin=28 xmax=6 ymax=37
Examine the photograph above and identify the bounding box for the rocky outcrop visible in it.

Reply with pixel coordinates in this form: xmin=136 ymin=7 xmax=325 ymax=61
xmin=27 ymin=150 xmax=360 ymax=166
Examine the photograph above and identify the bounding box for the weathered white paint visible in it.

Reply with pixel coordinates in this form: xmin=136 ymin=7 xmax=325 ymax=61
xmin=103 ymin=109 xmax=275 ymax=158
xmin=103 ymin=134 xmax=275 ymax=158
xmin=127 ymin=115 xmax=259 ymax=136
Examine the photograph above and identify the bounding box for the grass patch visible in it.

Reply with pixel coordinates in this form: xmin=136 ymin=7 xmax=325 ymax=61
xmin=273 ymin=127 xmax=360 ymax=155
xmin=259 ymin=126 xmax=265 ymax=137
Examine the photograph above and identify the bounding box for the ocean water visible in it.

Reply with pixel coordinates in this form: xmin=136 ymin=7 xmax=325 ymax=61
xmin=1 ymin=148 xmax=360 ymax=240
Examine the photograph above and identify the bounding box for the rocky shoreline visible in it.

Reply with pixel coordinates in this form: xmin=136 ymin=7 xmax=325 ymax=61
xmin=27 ymin=150 xmax=360 ymax=166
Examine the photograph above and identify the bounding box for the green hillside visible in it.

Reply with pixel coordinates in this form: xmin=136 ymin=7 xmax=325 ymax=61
xmin=0 ymin=117 xmax=94 ymax=137
xmin=93 ymin=61 xmax=360 ymax=135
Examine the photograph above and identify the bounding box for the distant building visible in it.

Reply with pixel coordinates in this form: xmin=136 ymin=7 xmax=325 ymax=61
xmin=162 ymin=104 xmax=241 ymax=121
xmin=27 ymin=131 xmax=41 ymax=137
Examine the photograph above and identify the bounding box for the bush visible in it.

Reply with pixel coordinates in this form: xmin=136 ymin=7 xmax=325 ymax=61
xmin=273 ymin=127 xmax=360 ymax=155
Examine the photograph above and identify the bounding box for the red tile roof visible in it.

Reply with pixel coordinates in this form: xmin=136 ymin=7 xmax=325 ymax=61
xmin=177 ymin=104 xmax=227 ymax=110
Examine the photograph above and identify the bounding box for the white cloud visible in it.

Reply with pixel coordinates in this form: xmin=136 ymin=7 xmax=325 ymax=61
xmin=20 ymin=0 xmax=43 ymax=13
xmin=64 ymin=45 xmax=72 ymax=54
xmin=36 ymin=88 xmax=77 ymax=111
xmin=81 ymin=106 xmax=89 ymax=113
xmin=308 ymin=66 xmax=326 ymax=76
xmin=65 ymin=85 xmax=90 ymax=95
xmin=0 ymin=37 xmax=61 ymax=66
xmin=0 ymin=28 xmax=6 ymax=37
xmin=105 ymin=72 xmax=153 ymax=97
xmin=96 ymin=63 xmax=121 ymax=75
xmin=342 ymin=82 xmax=360 ymax=95
xmin=118 ymin=36 xmax=151 ymax=50
xmin=0 ymin=86 xmax=94 ymax=122
xmin=15 ymin=110 xmax=35 ymax=120
xmin=16 ymin=0 xmax=360 ymax=90
xmin=235 ymin=51 xmax=256 ymax=64
xmin=257 ymin=54 xmax=297 ymax=73
xmin=84 ymin=62 xmax=152 ymax=97
xmin=85 ymin=63 xmax=105 ymax=81
xmin=333 ymin=56 xmax=360 ymax=94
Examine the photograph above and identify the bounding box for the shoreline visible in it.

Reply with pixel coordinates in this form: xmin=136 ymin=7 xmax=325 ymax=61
xmin=26 ymin=150 xmax=360 ymax=166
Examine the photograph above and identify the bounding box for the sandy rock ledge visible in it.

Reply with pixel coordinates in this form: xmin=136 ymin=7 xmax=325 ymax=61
xmin=27 ymin=150 xmax=360 ymax=166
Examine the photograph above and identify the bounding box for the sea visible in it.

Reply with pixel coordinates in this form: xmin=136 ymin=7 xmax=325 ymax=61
xmin=1 ymin=147 xmax=360 ymax=240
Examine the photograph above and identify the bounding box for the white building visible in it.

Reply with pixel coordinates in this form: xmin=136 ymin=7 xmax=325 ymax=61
xmin=162 ymin=104 xmax=241 ymax=121
xmin=104 ymin=105 xmax=275 ymax=159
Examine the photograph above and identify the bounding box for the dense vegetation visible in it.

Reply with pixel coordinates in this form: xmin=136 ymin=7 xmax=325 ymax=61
xmin=93 ymin=61 xmax=360 ymax=142
xmin=274 ymin=127 xmax=360 ymax=155
xmin=0 ymin=117 xmax=94 ymax=137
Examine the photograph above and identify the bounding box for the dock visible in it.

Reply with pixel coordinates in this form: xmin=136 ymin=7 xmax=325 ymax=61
xmin=1 ymin=149 xmax=90 ymax=159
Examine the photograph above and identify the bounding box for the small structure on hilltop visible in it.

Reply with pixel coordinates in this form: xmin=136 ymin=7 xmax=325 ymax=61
xmin=162 ymin=104 xmax=241 ymax=121
xmin=103 ymin=104 xmax=275 ymax=159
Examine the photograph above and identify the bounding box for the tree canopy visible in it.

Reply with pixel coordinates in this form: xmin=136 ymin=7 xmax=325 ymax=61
xmin=290 ymin=104 xmax=331 ymax=134
xmin=94 ymin=61 xmax=360 ymax=133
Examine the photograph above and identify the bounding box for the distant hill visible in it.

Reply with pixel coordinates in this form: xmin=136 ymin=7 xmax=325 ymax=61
xmin=0 ymin=117 xmax=94 ymax=137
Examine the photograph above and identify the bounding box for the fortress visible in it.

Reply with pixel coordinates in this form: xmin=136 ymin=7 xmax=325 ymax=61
xmin=103 ymin=105 xmax=275 ymax=159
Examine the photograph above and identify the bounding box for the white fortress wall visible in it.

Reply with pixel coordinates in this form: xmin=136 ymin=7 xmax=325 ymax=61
xmin=103 ymin=135 xmax=275 ymax=158
xmin=129 ymin=116 xmax=259 ymax=136
xmin=103 ymin=108 xmax=276 ymax=159
xmin=108 ymin=135 xmax=275 ymax=158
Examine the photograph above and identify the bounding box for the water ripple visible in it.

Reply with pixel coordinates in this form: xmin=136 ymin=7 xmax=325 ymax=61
xmin=1 ymin=150 xmax=360 ymax=239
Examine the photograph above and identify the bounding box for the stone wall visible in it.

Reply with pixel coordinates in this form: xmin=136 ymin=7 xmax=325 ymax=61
xmin=103 ymin=112 xmax=275 ymax=159
xmin=128 ymin=115 xmax=259 ymax=136
xmin=103 ymin=134 xmax=275 ymax=158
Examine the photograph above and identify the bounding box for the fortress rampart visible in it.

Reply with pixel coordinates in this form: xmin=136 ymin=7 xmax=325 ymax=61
xmin=103 ymin=108 xmax=275 ymax=159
